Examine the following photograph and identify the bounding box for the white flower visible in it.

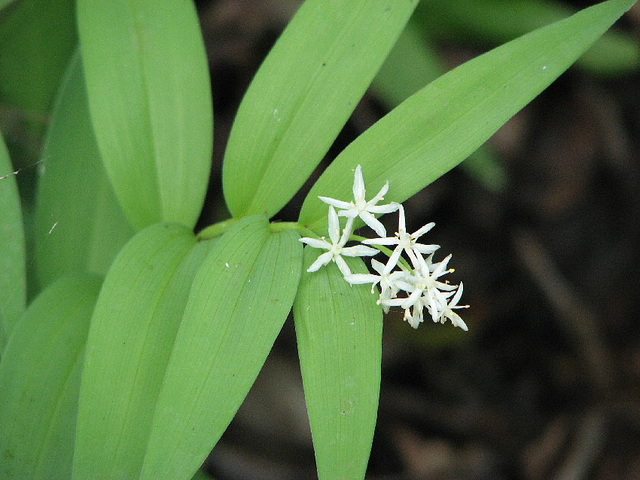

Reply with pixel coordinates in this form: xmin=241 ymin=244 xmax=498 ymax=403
xmin=345 ymin=259 xmax=410 ymax=313
xmin=363 ymin=205 xmax=439 ymax=273
xmin=299 ymin=206 xmax=378 ymax=277
xmin=437 ymin=283 xmax=469 ymax=331
xmin=318 ymin=164 xmax=399 ymax=237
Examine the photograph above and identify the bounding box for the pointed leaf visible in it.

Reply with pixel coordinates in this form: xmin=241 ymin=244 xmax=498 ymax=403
xmin=299 ymin=0 xmax=636 ymax=232
xmin=77 ymin=0 xmax=212 ymax=229
xmin=0 ymin=274 xmax=102 ymax=479
xmin=35 ymin=50 xmax=134 ymax=290
xmin=0 ymin=132 xmax=24 ymax=349
xmin=293 ymin=250 xmax=382 ymax=479
xmin=141 ymin=215 xmax=303 ymax=479
xmin=371 ymin=20 xmax=507 ymax=192
xmin=73 ymin=222 xmax=203 ymax=479
xmin=222 ymin=0 xmax=418 ymax=219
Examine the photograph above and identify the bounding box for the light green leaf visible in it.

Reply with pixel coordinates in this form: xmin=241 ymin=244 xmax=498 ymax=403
xmin=0 ymin=131 xmax=24 ymax=349
xmin=0 ymin=273 xmax=102 ymax=480
xmin=77 ymin=0 xmax=213 ymax=230
xmin=73 ymin=222 xmax=203 ymax=479
xmin=0 ymin=0 xmax=76 ymax=114
xmin=293 ymin=250 xmax=382 ymax=480
xmin=222 ymin=0 xmax=418 ymax=219
xmin=141 ymin=215 xmax=303 ymax=479
xmin=299 ymin=0 xmax=636 ymax=232
xmin=35 ymin=50 xmax=134 ymax=290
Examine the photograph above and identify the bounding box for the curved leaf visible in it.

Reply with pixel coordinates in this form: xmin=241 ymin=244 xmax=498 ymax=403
xmin=73 ymin=222 xmax=201 ymax=479
xmin=0 ymin=273 xmax=102 ymax=479
xmin=140 ymin=215 xmax=303 ymax=479
xmin=35 ymin=50 xmax=134 ymax=290
xmin=222 ymin=0 xmax=417 ymax=219
xmin=293 ymin=250 xmax=382 ymax=480
xmin=77 ymin=0 xmax=212 ymax=230
xmin=299 ymin=0 xmax=636 ymax=232
xmin=0 ymin=132 xmax=24 ymax=349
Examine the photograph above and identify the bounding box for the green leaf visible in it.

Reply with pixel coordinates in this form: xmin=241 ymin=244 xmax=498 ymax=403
xmin=222 ymin=0 xmax=418 ymax=219
xmin=371 ymin=20 xmax=507 ymax=192
xmin=0 ymin=0 xmax=76 ymax=114
xmin=299 ymin=0 xmax=636 ymax=232
xmin=0 ymin=131 xmax=24 ymax=349
xmin=140 ymin=215 xmax=303 ymax=479
xmin=416 ymin=0 xmax=640 ymax=77
xmin=35 ymin=50 xmax=134 ymax=290
xmin=0 ymin=273 xmax=102 ymax=480
xmin=293 ymin=250 xmax=382 ymax=480
xmin=77 ymin=0 xmax=213 ymax=230
xmin=73 ymin=222 xmax=202 ymax=479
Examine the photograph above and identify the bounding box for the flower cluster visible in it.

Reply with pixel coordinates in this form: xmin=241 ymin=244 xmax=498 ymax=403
xmin=300 ymin=165 xmax=468 ymax=331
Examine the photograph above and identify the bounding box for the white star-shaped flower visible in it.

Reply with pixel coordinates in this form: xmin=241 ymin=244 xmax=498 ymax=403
xmin=363 ymin=205 xmax=439 ymax=273
xmin=299 ymin=206 xmax=378 ymax=277
xmin=437 ymin=283 xmax=469 ymax=331
xmin=318 ymin=164 xmax=399 ymax=237
xmin=345 ymin=259 xmax=411 ymax=313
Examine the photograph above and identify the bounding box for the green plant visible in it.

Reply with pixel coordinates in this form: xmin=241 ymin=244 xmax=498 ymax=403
xmin=0 ymin=0 xmax=636 ymax=478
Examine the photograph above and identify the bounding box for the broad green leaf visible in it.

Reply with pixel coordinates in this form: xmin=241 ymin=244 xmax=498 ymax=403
xmin=371 ymin=20 xmax=507 ymax=193
xmin=73 ymin=222 xmax=202 ymax=479
xmin=0 ymin=0 xmax=75 ymax=114
xmin=35 ymin=50 xmax=134 ymax=290
xmin=140 ymin=215 xmax=303 ymax=479
xmin=222 ymin=0 xmax=418 ymax=219
xmin=416 ymin=0 xmax=640 ymax=76
xmin=77 ymin=0 xmax=213 ymax=230
xmin=299 ymin=0 xmax=636 ymax=232
xmin=0 ymin=273 xmax=102 ymax=480
xmin=0 ymin=132 xmax=24 ymax=349
xmin=293 ymin=249 xmax=382 ymax=480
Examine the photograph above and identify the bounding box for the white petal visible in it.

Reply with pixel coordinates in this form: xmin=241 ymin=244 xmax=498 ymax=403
xmin=360 ymin=211 xmax=386 ymax=237
xmin=334 ymin=256 xmax=352 ymax=277
xmin=299 ymin=237 xmax=331 ymax=250
xmin=318 ymin=196 xmax=351 ymax=210
xmin=341 ymin=244 xmax=378 ymax=257
xmin=327 ymin=206 xmax=340 ymax=244
xmin=413 ymin=243 xmax=440 ymax=255
xmin=411 ymin=222 xmax=435 ymax=239
xmin=383 ymin=246 xmax=403 ymax=274
xmin=397 ymin=204 xmax=407 ymax=232
xmin=307 ymin=252 xmax=332 ymax=272
xmin=368 ymin=181 xmax=389 ymax=204
xmin=353 ymin=165 xmax=365 ymax=200
xmin=362 ymin=236 xmax=398 ymax=246
xmin=345 ymin=273 xmax=379 ymax=285
xmin=367 ymin=202 xmax=399 ymax=214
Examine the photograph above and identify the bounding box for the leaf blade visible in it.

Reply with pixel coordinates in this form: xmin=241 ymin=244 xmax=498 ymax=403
xmin=299 ymin=0 xmax=636 ymax=231
xmin=0 ymin=274 xmax=102 ymax=479
xmin=35 ymin=49 xmax=134 ymax=290
xmin=222 ymin=0 xmax=418 ymax=219
xmin=77 ymin=0 xmax=213 ymax=229
xmin=141 ymin=216 xmax=303 ymax=479
xmin=73 ymin=222 xmax=200 ymax=479
xmin=293 ymin=250 xmax=382 ymax=479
